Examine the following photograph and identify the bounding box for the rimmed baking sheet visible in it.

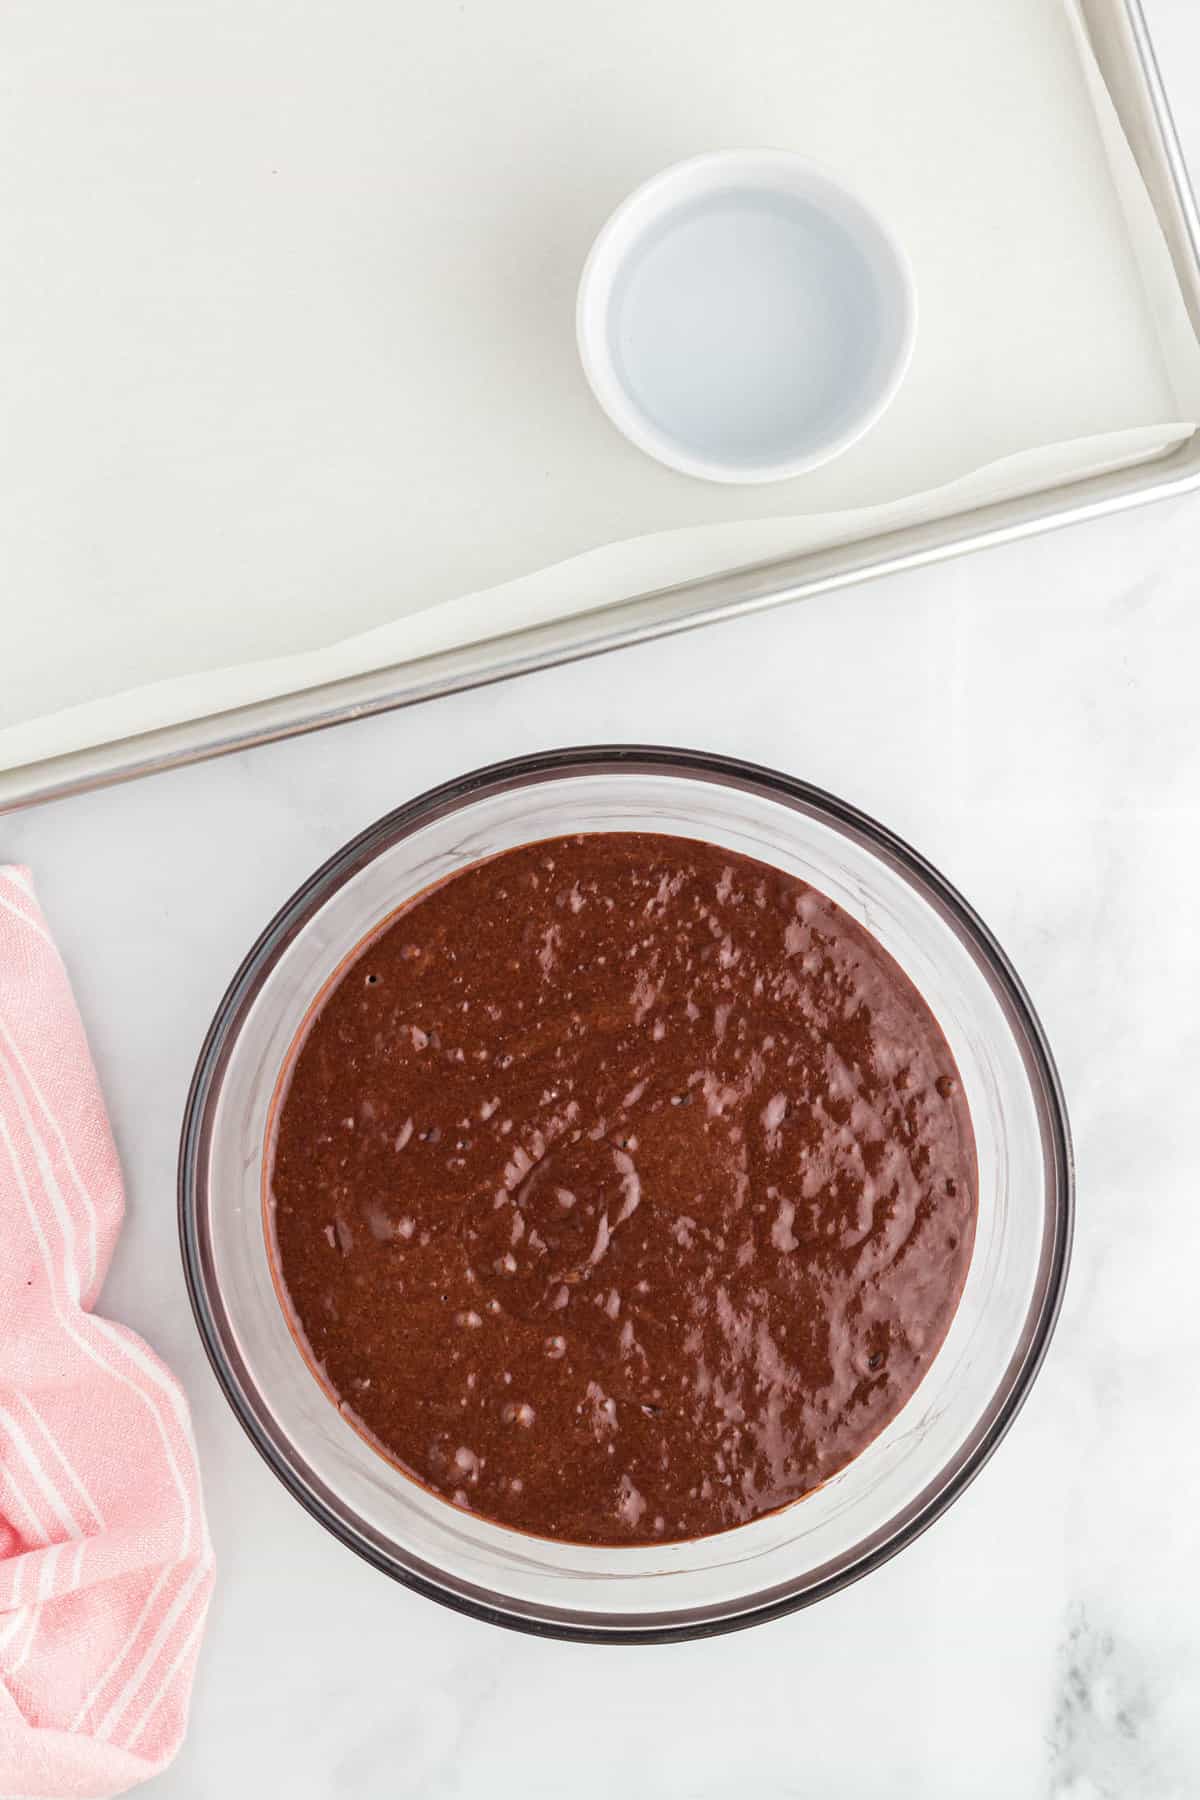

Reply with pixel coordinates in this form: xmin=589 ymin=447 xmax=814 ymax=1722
xmin=2 ymin=0 xmax=1198 ymax=804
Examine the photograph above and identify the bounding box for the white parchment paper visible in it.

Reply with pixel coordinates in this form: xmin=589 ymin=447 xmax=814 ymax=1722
xmin=2 ymin=0 xmax=1197 ymax=770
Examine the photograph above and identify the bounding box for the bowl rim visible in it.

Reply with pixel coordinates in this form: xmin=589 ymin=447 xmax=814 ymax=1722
xmin=178 ymin=745 xmax=1073 ymax=1643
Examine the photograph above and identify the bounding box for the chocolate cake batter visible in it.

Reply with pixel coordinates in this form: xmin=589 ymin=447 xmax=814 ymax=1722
xmin=269 ymin=833 xmax=977 ymax=1545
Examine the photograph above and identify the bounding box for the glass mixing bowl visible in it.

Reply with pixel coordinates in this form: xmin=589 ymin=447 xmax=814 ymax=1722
xmin=179 ymin=747 xmax=1072 ymax=1642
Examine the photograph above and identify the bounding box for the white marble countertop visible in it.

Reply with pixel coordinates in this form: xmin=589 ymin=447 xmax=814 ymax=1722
xmin=6 ymin=4 xmax=1200 ymax=1792
xmin=5 ymin=486 xmax=1199 ymax=1798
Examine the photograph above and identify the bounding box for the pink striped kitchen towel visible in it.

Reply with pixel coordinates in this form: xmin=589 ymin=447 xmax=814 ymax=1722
xmin=0 ymin=867 xmax=213 ymax=1798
